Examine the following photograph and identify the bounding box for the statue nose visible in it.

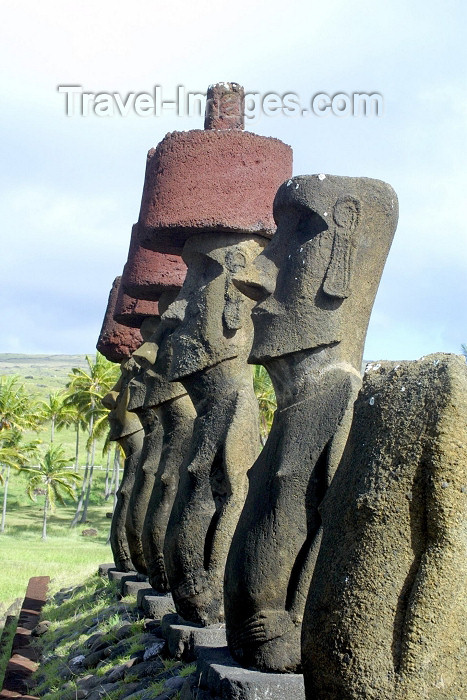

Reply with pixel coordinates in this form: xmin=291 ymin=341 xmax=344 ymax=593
xmin=102 ymin=390 xmax=118 ymax=410
xmin=233 ymin=256 xmax=277 ymax=302
xmin=161 ymin=298 xmax=188 ymax=327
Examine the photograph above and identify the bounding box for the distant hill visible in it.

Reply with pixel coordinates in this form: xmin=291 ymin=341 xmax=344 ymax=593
xmin=0 ymin=353 xmax=95 ymax=398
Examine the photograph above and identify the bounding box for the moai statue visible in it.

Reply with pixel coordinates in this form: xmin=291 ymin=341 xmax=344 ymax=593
xmin=102 ymin=356 xmax=144 ymax=572
xmin=159 ymin=232 xmax=267 ymax=625
xmin=110 ymin=225 xmax=186 ymax=576
xmin=97 ymin=276 xmax=145 ymax=571
xmin=138 ymin=82 xmax=293 ymax=625
xmin=224 ymin=174 xmax=399 ymax=672
xmin=302 ymin=354 xmax=467 ymax=700
xmin=125 ymin=291 xmax=196 ymax=593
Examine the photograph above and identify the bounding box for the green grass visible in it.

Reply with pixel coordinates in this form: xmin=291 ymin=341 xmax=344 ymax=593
xmin=0 ymin=469 xmax=113 ymax=619
xmin=0 ymin=354 xmax=118 ymax=617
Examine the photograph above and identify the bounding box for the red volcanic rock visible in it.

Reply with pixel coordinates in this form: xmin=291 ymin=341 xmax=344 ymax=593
xmin=204 ymin=82 xmax=245 ymax=130
xmin=113 ymin=279 xmax=159 ymax=328
xmin=97 ymin=277 xmax=143 ymax=363
xmin=138 ymin=129 xmax=293 ymax=255
xmin=121 ymin=223 xmax=187 ymax=301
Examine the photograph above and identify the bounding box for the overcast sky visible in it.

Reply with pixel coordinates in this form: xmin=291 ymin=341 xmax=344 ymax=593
xmin=1 ymin=0 xmax=466 ymax=361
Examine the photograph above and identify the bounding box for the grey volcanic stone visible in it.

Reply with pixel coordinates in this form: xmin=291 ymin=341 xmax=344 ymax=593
xmin=183 ymin=646 xmax=305 ymax=699
xmin=161 ymin=613 xmax=227 ymax=661
xmin=160 ymin=234 xmax=265 ymax=626
xmin=108 ymin=571 xmax=139 ymax=593
xmin=225 ymin=174 xmax=398 ymax=672
xmin=302 ymin=353 xmax=467 ymax=699
xmin=136 ymin=587 xmax=156 ymax=608
xmin=98 ymin=563 xmax=116 ymax=576
xmin=142 ymin=594 xmax=176 ymax=619
xmin=123 ymin=580 xmax=154 ymax=598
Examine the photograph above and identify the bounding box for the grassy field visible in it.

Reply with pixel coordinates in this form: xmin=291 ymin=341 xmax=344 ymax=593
xmin=0 ymin=467 xmax=113 ymax=621
xmin=0 ymin=354 xmax=118 ymax=623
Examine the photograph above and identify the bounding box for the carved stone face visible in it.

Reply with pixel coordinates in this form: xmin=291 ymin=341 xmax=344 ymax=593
xmin=234 ymin=175 xmax=398 ymax=366
xmin=159 ymin=232 xmax=266 ymax=381
xmin=102 ymin=357 xmax=143 ymax=440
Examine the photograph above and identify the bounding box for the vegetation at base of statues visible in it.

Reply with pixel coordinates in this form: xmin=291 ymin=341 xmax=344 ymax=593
xmin=0 ymin=613 xmax=18 ymax=690
xmin=27 ymin=572 xmax=190 ymax=700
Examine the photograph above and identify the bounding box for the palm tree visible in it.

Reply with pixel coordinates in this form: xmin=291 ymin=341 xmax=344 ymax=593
xmin=22 ymin=444 xmax=81 ymax=539
xmin=0 ymin=375 xmax=41 ymax=433
xmin=253 ymin=365 xmax=277 ymax=446
xmin=39 ymin=390 xmax=75 ymax=442
xmin=0 ymin=375 xmax=42 ymax=532
xmin=65 ymin=354 xmax=120 ymax=526
xmin=0 ymin=430 xmax=41 ymax=532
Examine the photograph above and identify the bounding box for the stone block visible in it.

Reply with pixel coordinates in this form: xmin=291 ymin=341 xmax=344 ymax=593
xmin=98 ymin=563 xmax=116 ymax=577
xmin=136 ymin=587 xmax=156 ymax=608
xmin=141 ymin=594 xmax=176 ymax=620
xmin=122 ymin=580 xmax=154 ymax=599
xmin=160 ymin=614 xmax=227 ymax=661
xmin=107 ymin=571 xmax=138 ymax=594
xmin=182 ymin=646 xmax=305 ymax=699
xmin=302 ymin=353 xmax=467 ymax=699
xmin=204 ymin=82 xmax=244 ymax=131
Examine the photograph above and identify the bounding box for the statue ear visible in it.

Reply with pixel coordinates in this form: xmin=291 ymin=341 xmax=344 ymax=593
xmin=223 ymin=248 xmax=247 ymax=331
xmin=323 ymin=196 xmax=360 ymax=299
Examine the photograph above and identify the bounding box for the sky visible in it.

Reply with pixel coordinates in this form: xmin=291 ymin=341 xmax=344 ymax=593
xmin=1 ymin=0 xmax=466 ymax=361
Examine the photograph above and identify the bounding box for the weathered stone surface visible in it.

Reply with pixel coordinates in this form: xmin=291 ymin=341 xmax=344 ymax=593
xmin=138 ymin=130 xmax=292 ymax=254
xmin=204 ymin=82 xmax=245 ymax=131
xmin=182 ymin=646 xmax=305 ymax=700
xmin=136 ymin=587 xmax=156 ymax=608
xmin=160 ymin=233 xmax=265 ymax=626
xmin=141 ymin=594 xmax=176 ymax=620
xmin=302 ymin=353 xmax=467 ymax=700
xmin=98 ymin=563 xmax=116 ymax=577
xmin=225 ymin=174 xmax=398 ymax=672
xmin=122 ymin=580 xmax=154 ymax=599
xmin=96 ymin=277 xmax=143 ymax=362
xmin=107 ymin=571 xmax=138 ymax=590
xmin=160 ymin=614 xmax=226 ymax=661
xmin=102 ymin=358 xmax=145 ymax=572
xmin=113 ymin=282 xmax=159 ymax=328
xmin=141 ymin=385 xmax=196 ymax=593
xmin=124 ymin=294 xmax=193 ymax=582
xmin=125 ymin=418 xmax=163 ymax=574
xmin=121 ymin=223 xmax=187 ymax=301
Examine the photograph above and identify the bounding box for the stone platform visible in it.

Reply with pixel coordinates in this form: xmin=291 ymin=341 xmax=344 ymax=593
xmin=180 ymin=645 xmax=305 ymax=700
xmin=160 ymin=613 xmax=227 ymax=661
xmin=99 ymin=565 xmax=305 ymax=699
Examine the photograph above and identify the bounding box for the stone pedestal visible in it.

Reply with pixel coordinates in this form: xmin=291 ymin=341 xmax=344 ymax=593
xmin=107 ymin=570 xmax=138 ymax=594
xmin=180 ymin=646 xmax=305 ymax=700
xmin=122 ymin=580 xmax=153 ymax=598
xmin=98 ymin=563 xmax=116 ymax=577
xmin=140 ymin=594 xmax=176 ymax=620
xmin=160 ymin=613 xmax=227 ymax=661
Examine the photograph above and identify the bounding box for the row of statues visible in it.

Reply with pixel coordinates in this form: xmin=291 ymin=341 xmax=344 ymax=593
xmin=97 ymin=83 xmax=466 ymax=699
